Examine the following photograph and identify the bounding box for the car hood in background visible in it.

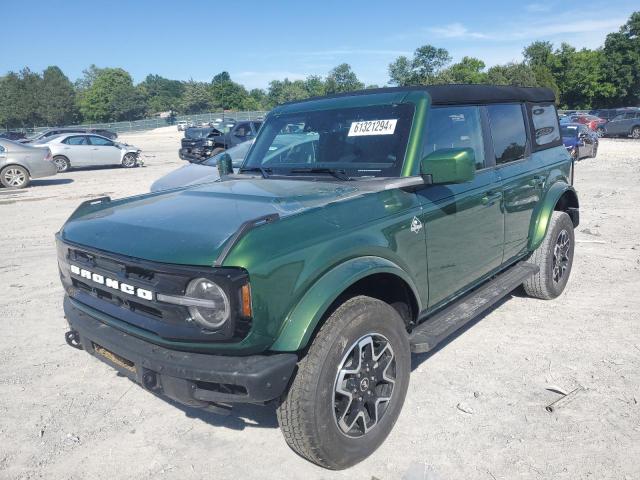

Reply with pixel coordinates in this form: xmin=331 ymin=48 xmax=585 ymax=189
xmin=60 ymin=178 xmax=362 ymax=266
xmin=150 ymin=164 xmax=220 ymax=192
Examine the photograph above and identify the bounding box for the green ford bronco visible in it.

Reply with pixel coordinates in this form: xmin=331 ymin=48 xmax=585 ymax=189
xmin=58 ymin=85 xmax=578 ymax=469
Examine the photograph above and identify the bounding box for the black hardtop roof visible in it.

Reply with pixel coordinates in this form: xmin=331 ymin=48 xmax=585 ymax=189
xmin=282 ymin=84 xmax=556 ymax=107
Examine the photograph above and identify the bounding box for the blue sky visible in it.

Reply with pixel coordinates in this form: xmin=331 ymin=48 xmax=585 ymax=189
xmin=1 ymin=0 xmax=637 ymax=89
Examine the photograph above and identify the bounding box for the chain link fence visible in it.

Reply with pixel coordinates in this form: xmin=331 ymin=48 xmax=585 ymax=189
xmin=20 ymin=111 xmax=268 ymax=136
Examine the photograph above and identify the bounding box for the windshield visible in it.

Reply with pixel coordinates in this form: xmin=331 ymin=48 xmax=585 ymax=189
xmin=243 ymin=103 xmax=415 ymax=178
xmin=185 ymin=128 xmax=217 ymax=139
xmin=561 ymin=125 xmax=579 ymax=136
xmin=204 ymin=140 xmax=253 ymax=167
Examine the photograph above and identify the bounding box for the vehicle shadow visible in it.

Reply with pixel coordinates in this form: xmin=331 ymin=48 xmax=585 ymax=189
xmin=30 ymin=178 xmax=74 ymax=187
xmin=161 ymin=394 xmax=280 ymax=430
xmin=411 ymin=294 xmax=513 ymax=371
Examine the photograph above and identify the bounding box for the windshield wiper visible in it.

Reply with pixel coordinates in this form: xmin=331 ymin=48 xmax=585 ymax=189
xmin=289 ymin=167 xmax=352 ymax=181
xmin=239 ymin=166 xmax=271 ymax=178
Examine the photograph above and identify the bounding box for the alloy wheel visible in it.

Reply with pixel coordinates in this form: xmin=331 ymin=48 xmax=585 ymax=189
xmin=3 ymin=168 xmax=27 ymax=187
xmin=552 ymin=229 xmax=571 ymax=283
xmin=333 ymin=334 xmax=396 ymax=438
xmin=122 ymin=154 xmax=137 ymax=167
xmin=54 ymin=158 xmax=68 ymax=172
xmin=632 ymin=127 xmax=640 ymax=139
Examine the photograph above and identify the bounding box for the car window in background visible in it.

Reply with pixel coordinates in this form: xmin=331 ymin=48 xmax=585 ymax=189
xmin=487 ymin=104 xmax=527 ymax=164
xmin=63 ymin=136 xmax=88 ymax=145
xmin=529 ymin=104 xmax=560 ymax=147
xmin=251 ymin=122 xmax=263 ymax=133
xmin=561 ymin=125 xmax=579 ymax=136
xmin=423 ymin=106 xmax=486 ymax=170
xmin=88 ymin=136 xmax=113 ymax=146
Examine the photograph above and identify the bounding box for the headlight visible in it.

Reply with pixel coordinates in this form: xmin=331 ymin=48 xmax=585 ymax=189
xmin=186 ymin=278 xmax=230 ymax=329
xmin=205 ymin=140 xmax=214 ymax=146
xmin=157 ymin=277 xmax=230 ymax=330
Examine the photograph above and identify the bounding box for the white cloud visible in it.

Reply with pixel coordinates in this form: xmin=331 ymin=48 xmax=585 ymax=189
xmin=526 ymin=3 xmax=552 ymax=12
xmin=428 ymin=23 xmax=489 ymax=39
xmin=232 ymin=70 xmax=307 ymax=89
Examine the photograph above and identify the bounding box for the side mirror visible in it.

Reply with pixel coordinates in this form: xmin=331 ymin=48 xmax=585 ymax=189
xmin=421 ymin=148 xmax=475 ymax=185
xmin=216 ymin=152 xmax=233 ymax=177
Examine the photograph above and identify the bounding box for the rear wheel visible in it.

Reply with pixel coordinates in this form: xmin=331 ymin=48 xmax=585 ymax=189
xmin=277 ymin=296 xmax=410 ymax=470
xmin=523 ymin=211 xmax=575 ymax=300
xmin=631 ymin=126 xmax=640 ymax=139
xmin=1 ymin=165 xmax=30 ymax=188
xmin=53 ymin=156 xmax=70 ymax=172
xmin=122 ymin=153 xmax=137 ymax=168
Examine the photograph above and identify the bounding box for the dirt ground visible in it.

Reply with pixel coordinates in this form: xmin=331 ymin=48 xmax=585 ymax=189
xmin=1 ymin=127 xmax=639 ymax=480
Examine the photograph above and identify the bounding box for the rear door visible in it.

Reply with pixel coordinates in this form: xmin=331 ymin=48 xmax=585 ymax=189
xmin=87 ymin=135 xmax=120 ymax=165
xmin=488 ymin=103 xmax=542 ymax=263
xmin=417 ymin=105 xmax=504 ymax=308
xmin=61 ymin=135 xmax=92 ymax=166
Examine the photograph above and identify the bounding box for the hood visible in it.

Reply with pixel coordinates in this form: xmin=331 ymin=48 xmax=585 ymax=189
xmin=150 ymin=163 xmax=220 ymax=192
xmin=562 ymin=136 xmax=579 ymax=148
xmin=60 ymin=178 xmax=362 ymax=266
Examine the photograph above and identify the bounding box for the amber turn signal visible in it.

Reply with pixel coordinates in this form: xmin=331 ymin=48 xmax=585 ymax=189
xmin=240 ymin=283 xmax=252 ymax=318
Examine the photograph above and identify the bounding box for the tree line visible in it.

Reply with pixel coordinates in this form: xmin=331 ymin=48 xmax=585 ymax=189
xmin=1 ymin=11 xmax=637 ymax=130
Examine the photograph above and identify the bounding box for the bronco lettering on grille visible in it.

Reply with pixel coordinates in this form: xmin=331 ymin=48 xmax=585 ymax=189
xmin=70 ymin=264 xmax=154 ymax=300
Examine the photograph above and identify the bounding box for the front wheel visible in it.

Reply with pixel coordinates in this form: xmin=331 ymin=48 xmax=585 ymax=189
xmin=631 ymin=126 xmax=640 ymax=139
xmin=523 ymin=211 xmax=575 ymax=299
xmin=1 ymin=165 xmax=30 ymax=188
xmin=122 ymin=153 xmax=138 ymax=168
xmin=277 ymin=296 xmax=410 ymax=470
xmin=596 ymin=127 xmax=605 ymax=138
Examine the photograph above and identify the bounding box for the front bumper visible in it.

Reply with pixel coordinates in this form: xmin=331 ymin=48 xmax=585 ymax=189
xmin=179 ymin=147 xmax=209 ymax=162
xmin=64 ymin=296 xmax=297 ymax=406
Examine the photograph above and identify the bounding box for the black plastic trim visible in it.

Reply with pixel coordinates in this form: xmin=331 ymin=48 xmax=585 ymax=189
xmin=214 ymin=213 xmax=280 ymax=267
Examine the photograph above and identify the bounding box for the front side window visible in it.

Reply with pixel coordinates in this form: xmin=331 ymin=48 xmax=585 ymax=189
xmin=529 ymin=103 xmax=560 ymax=147
xmin=63 ymin=136 xmax=88 ymax=145
xmin=243 ymin=103 xmax=415 ymax=178
xmin=88 ymin=136 xmax=113 ymax=146
xmin=423 ymin=106 xmax=485 ymax=170
xmin=487 ymin=104 xmax=527 ymax=164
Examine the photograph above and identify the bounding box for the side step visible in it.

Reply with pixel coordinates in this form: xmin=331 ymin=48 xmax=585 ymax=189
xmin=409 ymin=262 xmax=539 ymax=353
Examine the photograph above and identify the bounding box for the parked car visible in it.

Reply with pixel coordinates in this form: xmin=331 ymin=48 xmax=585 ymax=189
xmin=179 ymin=121 xmax=262 ymax=162
xmin=150 ymin=140 xmax=253 ymax=191
xmin=21 ymin=127 xmax=118 ymax=143
xmin=0 ymin=131 xmax=26 ymax=141
xmin=566 ymin=114 xmax=605 ymax=134
xmin=589 ymin=108 xmax=622 ymax=123
xmin=561 ymin=123 xmax=598 ymax=160
xmin=177 ymin=121 xmax=188 ymax=131
xmin=57 ymin=85 xmax=579 ymax=469
xmin=34 ymin=133 xmax=141 ymax=172
xmin=0 ymin=139 xmax=57 ymax=188
xmin=604 ymin=109 xmax=640 ymax=138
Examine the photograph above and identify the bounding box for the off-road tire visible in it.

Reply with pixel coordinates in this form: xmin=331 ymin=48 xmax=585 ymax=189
xmin=122 ymin=153 xmax=137 ymax=168
xmin=631 ymin=126 xmax=640 ymax=139
xmin=53 ymin=156 xmax=70 ymax=172
xmin=523 ymin=211 xmax=574 ymax=299
xmin=1 ymin=165 xmax=30 ymax=188
xmin=277 ymin=296 xmax=411 ymax=470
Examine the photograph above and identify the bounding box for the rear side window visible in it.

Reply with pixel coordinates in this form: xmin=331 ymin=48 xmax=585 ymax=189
xmin=487 ymin=104 xmax=527 ymax=164
xmin=63 ymin=136 xmax=88 ymax=145
xmin=423 ymin=106 xmax=486 ymax=170
xmin=528 ymin=104 xmax=560 ymax=147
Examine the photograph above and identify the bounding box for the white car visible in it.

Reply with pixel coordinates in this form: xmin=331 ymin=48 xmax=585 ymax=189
xmin=34 ymin=133 xmax=142 ymax=172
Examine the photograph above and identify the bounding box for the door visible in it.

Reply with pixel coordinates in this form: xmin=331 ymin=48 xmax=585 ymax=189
xmin=87 ymin=135 xmax=120 ymax=165
xmin=61 ymin=135 xmax=92 ymax=166
xmin=231 ymin=122 xmax=253 ymax=145
xmin=417 ymin=105 xmax=504 ymax=307
xmin=488 ymin=103 xmax=543 ymax=263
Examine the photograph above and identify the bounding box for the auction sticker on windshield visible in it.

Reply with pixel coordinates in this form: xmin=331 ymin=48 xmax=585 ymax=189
xmin=348 ymin=119 xmax=397 ymax=137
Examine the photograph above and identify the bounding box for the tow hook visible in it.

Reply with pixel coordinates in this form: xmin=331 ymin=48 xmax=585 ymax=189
xmin=65 ymin=330 xmax=83 ymax=350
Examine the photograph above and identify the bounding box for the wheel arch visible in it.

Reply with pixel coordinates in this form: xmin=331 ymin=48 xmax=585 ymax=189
xmin=269 ymin=256 xmax=421 ymax=352
xmin=529 ymin=182 xmax=579 ymax=251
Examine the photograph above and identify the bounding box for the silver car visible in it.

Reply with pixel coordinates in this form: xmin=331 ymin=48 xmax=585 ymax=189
xmin=34 ymin=133 xmax=142 ymax=172
xmin=0 ymin=139 xmax=57 ymax=188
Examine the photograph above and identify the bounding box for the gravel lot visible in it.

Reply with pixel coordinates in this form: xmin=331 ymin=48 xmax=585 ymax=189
xmin=1 ymin=127 xmax=639 ymax=480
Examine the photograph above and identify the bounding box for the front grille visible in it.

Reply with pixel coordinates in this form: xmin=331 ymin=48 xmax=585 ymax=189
xmin=58 ymin=241 xmax=252 ymax=343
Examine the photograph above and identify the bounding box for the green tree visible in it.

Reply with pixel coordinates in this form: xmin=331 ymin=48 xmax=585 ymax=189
xmin=0 ymin=69 xmax=42 ymax=128
xmin=77 ymin=68 xmax=145 ymax=122
xmin=267 ymin=78 xmax=309 ymax=106
xmin=209 ymin=72 xmax=254 ymax=110
xmin=180 ymin=80 xmax=212 ymax=114
xmin=325 ymin=64 xmax=364 ymax=94
xmin=601 ymin=11 xmax=640 ymax=106
xmin=388 ymin=45 xmax=451 ymax=85
xmin=486 ymin=62 xmax=538 ymax=87
xmin=249 ymin=88 xmax=268 ymax=109
xmin=435 ymin=56 xmax=487 ymax=84
xmin=139 ymin=74 xmax=185 ymax=114
xmin=304 ymin=75 xmax=326 ymax=97
xmin=40 ymin=66 xmax=77 ymax=125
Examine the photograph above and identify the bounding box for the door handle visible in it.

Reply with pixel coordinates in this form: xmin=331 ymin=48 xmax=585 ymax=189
xmin=481 ymin=191 xmax=502 ymax=205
